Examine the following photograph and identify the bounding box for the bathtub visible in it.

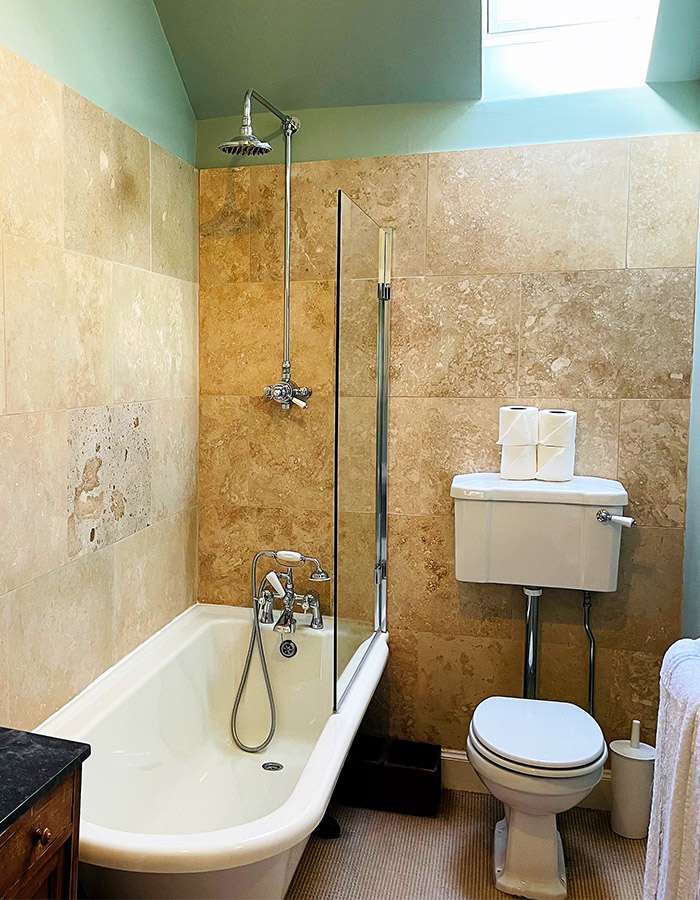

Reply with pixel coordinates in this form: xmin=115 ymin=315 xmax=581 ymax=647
xmin=37 ymin=604 xmax=388 ymax=900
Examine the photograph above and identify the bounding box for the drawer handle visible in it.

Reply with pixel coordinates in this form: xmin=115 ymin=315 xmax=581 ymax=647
xmin=34 ymin=827 xmax=52 ymax=846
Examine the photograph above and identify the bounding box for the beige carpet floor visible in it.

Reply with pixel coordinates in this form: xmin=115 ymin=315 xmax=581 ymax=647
xmin=287 ymin=791 xmax=646 ymax=900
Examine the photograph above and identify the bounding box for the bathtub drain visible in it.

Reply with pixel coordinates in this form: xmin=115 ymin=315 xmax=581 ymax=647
xmin=262 ymin=762 xmax=284 ymax=771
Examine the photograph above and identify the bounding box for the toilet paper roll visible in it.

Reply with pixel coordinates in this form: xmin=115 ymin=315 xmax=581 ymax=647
xmin=536 ymin=445 xmax=575 ymax=482
xmin=500 ymin=445 xmax=537 ymax=481
xmin=497 ymin=406 xmax=539 ymax=446
xmin=538 ymin=409 xmax=578 ymax=447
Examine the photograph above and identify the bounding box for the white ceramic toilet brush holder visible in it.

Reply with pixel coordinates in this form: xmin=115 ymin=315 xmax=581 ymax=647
xmin=610 ymin=719 xmax=655 ymax=839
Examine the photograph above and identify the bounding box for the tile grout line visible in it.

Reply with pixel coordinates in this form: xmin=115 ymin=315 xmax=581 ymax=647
xmin=625 ymin=139 xmax=632 ymax=268
xmin=0 ymin=502 xmax=195 ymax=607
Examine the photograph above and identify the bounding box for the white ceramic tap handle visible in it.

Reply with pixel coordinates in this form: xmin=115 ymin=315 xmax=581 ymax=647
xmin=611 ymin=514 xmax=636 ymax=528
xmin=276 ymin=550 xmax=303 ymax=564
xmin=597 ymin=509 xmax=636 ymax=528
xmin=265 ymin=571 xmax=285 ymax=598
xmin=291 ymin=397 xmax=307 ymax=409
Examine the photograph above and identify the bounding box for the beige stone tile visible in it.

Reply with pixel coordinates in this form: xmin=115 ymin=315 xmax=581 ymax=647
xmin=200 ymin=281 xmax=334 ymax=397
xmin=388 ymin=398 xmax=422 ymax=516
xmin=338 ymin=396 xmax=376 ymax=514
xmin=6 ymin=547 xmax=114 ymax=731
xmin=0 ymin=594 xmax=9 ymax=724
xmin=391 ymin=275 xmax=520 ymax=398
xmin=337 ymin=511 xmax=376 ymax=625
xmin=618 ymin=399 xmax=689 ymax=527
xmin=520 ymin=269 xmax=695 ymax=399
xmin=0 ymin=45 xmax=63 ymax=245
xmin=151 ymin=142 xmax=198 ymax=282
xmin=538 ymin=637 xmax=594 ymax=712
xmin=536 ymin=398 xmax=620 ymax=479
xmin=151 ymin=397 xmax=198 ymax=521
xmin=427 ymin=140 xmax=629 ymax=275
xmin=67 ymin=405 xmax=153 ymax=558
xmin=0 ymin=411 xmax=67 ymax=595
xmin=4 ymin=237 xmax=112 ymax=413
xmin=114 ymin=266 xmax=197 ymax=401
xmin=200 ymin=282 xmax=280 ymax=396
xmin=597 ymin=648 xmax=663 ymax=745
xmin=63 ymin=89 xmax=150 ymax=267
xmin=198 ymin=505 xmax=333 ymax=604
xmin=388 ymin=514 xmax=515 ymax=640
xmin=627 ymin=134 xmax=700 ymax=269
xmin=289 ymin=281 xmax=336 ymax=395
xmin=247 ymin=395 xmax=334 ymax=511
xmin=0 ymin=236 xmax=5 ymax=416
xmin=419 ymin=398 xmax=504 ymax=515
xmin=114 ymin=508 xmax=197 ymax=659
xmin=363 ymin=629 xmax=419 ymax=740
xmin=340 ymin=195 xmax=382 ymax=281
xmin=337 ymin=278 xmax=377 ymax=398
xmin=199 ymin=396 xmax=249 ymax=509
xmin=594 ymin=526 xmax=683 ymax=654
xmin=414 ymin=632 xmax=523 ymax=748
xmin=199 ymin=167 xmax=250 ymax=285
xmin=250 ymin=154 xmax=427 ymax=280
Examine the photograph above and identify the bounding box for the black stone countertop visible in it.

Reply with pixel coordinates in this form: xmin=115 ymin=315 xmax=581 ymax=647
xmin=0 ymin=727 xmax=90 ymax=834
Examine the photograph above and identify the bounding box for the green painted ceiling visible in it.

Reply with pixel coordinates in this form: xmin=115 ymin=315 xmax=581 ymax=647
xmin=152 ymin=0 xmax=483 ymax=119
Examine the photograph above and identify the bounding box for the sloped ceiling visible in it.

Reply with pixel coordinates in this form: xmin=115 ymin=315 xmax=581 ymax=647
xmin=153 ymin=0 xmax=483 ymax=119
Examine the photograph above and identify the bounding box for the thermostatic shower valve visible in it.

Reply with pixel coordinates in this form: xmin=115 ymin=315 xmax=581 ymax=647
xmin=263 ymin=380 xmax=312 ymax=410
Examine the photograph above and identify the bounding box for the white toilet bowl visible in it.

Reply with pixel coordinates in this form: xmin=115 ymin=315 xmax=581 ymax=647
xmin=466 ymin=697 xmax=607 ymax=900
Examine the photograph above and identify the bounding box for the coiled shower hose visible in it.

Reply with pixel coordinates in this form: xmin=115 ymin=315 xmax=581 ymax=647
xmin=231 ymin=590 xmax=276 ymax=752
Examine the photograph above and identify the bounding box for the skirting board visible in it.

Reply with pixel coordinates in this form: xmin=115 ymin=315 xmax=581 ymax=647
xmin=441 ymin=749 xmax=612 ymax=811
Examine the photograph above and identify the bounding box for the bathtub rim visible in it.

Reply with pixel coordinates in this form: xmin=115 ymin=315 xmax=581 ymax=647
xmin=36 ymin=604 xmax=388 ymax=874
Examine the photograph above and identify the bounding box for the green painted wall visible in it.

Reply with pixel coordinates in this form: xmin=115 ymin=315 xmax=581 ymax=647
xmin=0 ymin=0 xmax=195 ymax=163
xmin=197 ymin=81 xmax=700 ymax=169
xmin=648 ymin=0 xmax=700 ymax=83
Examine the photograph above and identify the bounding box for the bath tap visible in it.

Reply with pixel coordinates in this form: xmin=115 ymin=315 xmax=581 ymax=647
xmin=252 ymin=550 xmax=329 ymax=632
xmin=272 ymin=569 xmax=324 ymax=632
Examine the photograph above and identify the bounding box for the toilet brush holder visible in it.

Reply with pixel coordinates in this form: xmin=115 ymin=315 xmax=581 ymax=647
xmin=610 ymin=719 xmax=655 ymax=839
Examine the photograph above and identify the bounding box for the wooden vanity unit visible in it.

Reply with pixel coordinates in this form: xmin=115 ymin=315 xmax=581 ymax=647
xmin=0 ymin=728 xmax=90 ymax=900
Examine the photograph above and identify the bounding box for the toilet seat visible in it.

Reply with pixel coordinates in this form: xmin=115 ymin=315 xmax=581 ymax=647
xmin=471 ymin=696 xmax=606 ymax=772
xmin=468 ymin=725 xmax=608 ymax=779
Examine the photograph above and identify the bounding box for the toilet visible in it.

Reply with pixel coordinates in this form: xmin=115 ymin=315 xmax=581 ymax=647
xmin=467 ymin=696 xmax=607 ymax=900
xmin=451 ymin=473 xmax=631 ymax=900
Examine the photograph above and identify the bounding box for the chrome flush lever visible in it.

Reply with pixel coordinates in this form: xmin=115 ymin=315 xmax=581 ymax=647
xmin=596 ymin=509 xmax=636 ymax=528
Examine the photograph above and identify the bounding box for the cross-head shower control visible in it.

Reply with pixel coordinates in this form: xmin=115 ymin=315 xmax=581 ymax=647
xmin=263 ymin=380 xmax=312 ymax=410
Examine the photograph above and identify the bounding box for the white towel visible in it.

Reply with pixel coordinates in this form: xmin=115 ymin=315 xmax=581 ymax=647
xmin=644 ymin=638 xmax=700 ymax=900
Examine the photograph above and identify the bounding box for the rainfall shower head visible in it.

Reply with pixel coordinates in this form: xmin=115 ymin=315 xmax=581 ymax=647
xmin=218 ymin=125 xmax=272 ymax=157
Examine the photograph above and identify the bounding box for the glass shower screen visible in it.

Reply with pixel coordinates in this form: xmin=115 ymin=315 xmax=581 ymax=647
xmin=334 ymin=190 xmax=391 ymax=709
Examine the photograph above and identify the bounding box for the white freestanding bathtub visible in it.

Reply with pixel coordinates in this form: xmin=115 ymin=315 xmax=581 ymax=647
xmin=37 ymin=604 xmax=388 ymax=900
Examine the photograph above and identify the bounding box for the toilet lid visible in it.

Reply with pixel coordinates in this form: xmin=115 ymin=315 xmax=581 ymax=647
xmin=471 ymin=697 xmax=606 ymax=769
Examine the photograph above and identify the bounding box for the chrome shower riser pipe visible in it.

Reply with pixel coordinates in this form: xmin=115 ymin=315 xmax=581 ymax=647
xmin=283 ymin=123 xmax=292 ymax=381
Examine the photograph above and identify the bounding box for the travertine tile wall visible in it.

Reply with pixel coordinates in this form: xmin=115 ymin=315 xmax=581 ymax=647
xmin=0 ymin=44 xmax=199 ymax=730
xmin=199 ymin=135 xmax=700 ymax=748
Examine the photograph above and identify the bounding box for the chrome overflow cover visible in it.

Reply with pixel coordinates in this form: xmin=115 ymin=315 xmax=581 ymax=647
xmin=262 ymin=761 xmax=283 ymax=771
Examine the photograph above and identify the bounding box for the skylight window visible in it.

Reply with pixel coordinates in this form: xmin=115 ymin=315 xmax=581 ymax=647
xmin=487 ymin=0 xmax=646 ymax=35
xmin=482 ymin=0 xmax=662 ymax=100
